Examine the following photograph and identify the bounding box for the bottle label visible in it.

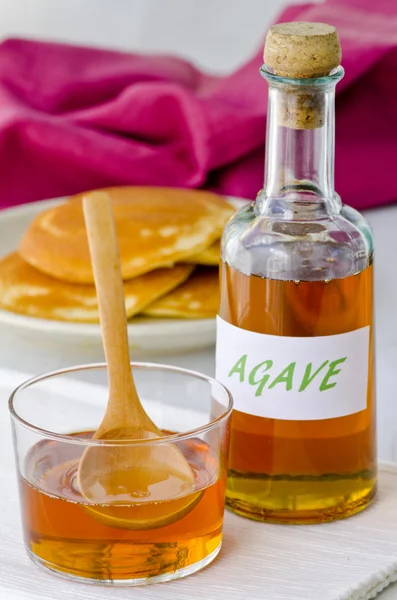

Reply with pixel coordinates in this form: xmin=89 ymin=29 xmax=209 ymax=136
xmin=215 ymin=316 xmax=370 ymax=421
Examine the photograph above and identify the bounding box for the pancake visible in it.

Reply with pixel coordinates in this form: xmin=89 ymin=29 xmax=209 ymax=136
xmin=143 ymin=268 xmax=219 ymax=319
xmin=0 ymin=253 xmax=193 ymax=323
xmin=185 ymin=240 xmax=220 ymax=266
xmin=19 ymin=187 xmax=234 ymax=284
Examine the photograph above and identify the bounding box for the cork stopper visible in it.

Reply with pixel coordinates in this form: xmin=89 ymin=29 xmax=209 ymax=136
xmin=264 ymin=22 xmax=341 ymax=79
xmin=263 ymin=22 xmax=342 ymax=130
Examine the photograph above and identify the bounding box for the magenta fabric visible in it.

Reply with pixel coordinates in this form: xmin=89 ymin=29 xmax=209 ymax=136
xmin=0 ymin=0 xmax=396 ymax=209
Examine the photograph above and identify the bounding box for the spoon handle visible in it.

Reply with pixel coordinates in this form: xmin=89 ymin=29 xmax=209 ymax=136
xmin=82 ymin=192 xmax=137 ymax=405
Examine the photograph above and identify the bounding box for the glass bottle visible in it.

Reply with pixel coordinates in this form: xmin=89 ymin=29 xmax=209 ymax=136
xmin=216 ymin=22 xmax=376 ymax=524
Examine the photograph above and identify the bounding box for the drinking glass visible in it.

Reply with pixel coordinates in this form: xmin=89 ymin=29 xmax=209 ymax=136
xmin=9 ymin=362 xmax=232 ymax=586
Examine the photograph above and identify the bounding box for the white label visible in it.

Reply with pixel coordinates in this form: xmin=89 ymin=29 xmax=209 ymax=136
xmin=215 ymin=316 xmax=370 ymax=421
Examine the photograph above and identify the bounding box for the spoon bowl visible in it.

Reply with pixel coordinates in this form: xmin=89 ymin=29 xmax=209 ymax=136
xmin=80 ymin=440 xmax=203 ymax=530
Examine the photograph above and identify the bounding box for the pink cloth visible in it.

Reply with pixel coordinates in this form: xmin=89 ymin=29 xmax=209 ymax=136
xmin=0 ymin=0 xmax=396 ymax=209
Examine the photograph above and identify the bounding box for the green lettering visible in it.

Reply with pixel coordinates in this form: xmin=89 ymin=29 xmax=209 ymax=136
xmin=319 ymin=357 xmax=347 ymax=391
xmin=299 ymin=361 xmax=329 ymax=392
xmin=248 ymin=360 xmax=273 ymax=397
xmin=228 ymin=354 xmax=247 ymax=382
xmin=268 ymin=362 xmax=296 ymax=391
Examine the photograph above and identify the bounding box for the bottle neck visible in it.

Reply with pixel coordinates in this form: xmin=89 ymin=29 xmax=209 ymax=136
xmin=258 ymin=67 xmax=344 ymax=217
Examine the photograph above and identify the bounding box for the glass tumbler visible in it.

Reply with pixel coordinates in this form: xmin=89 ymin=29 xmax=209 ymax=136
xmin=9 ymin=363 xmax=232 ymax=586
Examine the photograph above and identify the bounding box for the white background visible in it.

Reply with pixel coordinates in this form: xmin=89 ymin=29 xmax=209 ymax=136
xmin=0 ymin=0 xmax=308 ymax=73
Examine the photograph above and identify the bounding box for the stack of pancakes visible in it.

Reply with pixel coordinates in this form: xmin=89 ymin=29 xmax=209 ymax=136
xmin=0 ymin=187 xmax=234 ymax=323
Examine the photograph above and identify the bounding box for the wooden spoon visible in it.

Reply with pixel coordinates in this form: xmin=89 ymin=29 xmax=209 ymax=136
xmin=77 ymin=192 xmax=200 ymax=530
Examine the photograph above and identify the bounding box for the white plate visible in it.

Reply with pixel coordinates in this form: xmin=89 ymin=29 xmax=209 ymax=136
xmin=0 ymin=197 xmax=242 ymax=355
